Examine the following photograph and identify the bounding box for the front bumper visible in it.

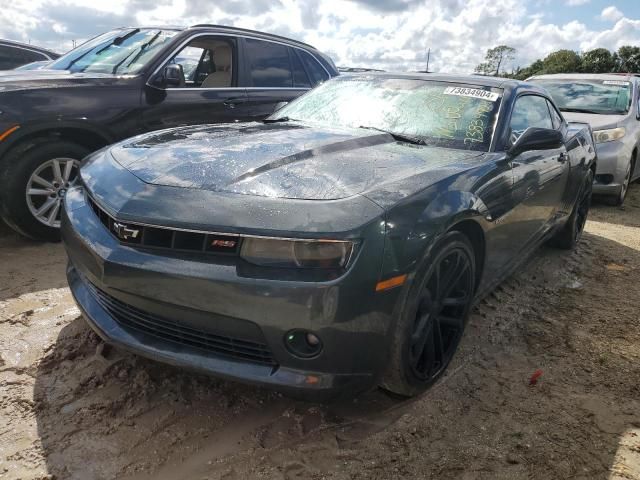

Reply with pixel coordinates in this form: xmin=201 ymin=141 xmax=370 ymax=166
xmin=61 ymin=188 xmax=403 ymax=397
xmin=593 ymin=139 xmax=634 ymax=196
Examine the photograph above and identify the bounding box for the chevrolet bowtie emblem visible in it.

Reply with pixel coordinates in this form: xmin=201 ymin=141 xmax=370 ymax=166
xmin=112 ymin=222 xmax=140 ymax=241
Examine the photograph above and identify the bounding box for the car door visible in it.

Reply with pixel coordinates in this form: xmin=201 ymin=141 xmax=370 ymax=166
xmin=508 ymin=94 xmax=570 ymax=250
xmin=241 ymin=38 xmax=323 ymax=121
xmin=141 ymin=35 xmax=251 ymax=132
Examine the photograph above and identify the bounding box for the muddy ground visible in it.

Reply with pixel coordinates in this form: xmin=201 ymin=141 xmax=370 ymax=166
xmin=1 ymin=186 xmax=639 ymax=480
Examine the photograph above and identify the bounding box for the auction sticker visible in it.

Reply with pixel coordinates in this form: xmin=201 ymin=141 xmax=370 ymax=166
xmin=603 ymin=80 xmax=630 ymax=86
xmin=444 ymin=86 xmax=500 ymax=102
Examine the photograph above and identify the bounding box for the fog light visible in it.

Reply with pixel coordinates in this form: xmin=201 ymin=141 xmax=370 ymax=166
xmin=284 ymin=330 xmax=323 ymax=358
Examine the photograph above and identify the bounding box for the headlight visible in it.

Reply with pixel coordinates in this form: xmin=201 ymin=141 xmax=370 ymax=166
xmin=593 ymin=127 xmax=625 ymax=144
xmin=240 ymin=237 xmax=354 ymax=269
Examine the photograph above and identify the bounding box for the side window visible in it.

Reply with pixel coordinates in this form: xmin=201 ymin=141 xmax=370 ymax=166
xmin=510 ymin=95 xmax=553 ymax=142
xmin=246 ymin=39 xmax=292 ymax=88
xmin=289 ymin=48 xmax=311 ymax=88
xmin=547 ymin=100 xmax=563 ymax=129
xmin=0 ymin=46 xmax=46 ymax=70
xmin=297 ymin=50 xmax=329 ymax=86
xmin=168 ymin=37 xmax=234 ymax=88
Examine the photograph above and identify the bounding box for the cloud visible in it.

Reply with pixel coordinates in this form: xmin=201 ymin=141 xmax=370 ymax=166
xmin=0 ymin=0 xmax=639 ymax=74
xmin=566 ymin=0 xmax=589 ymax=5
xmin=345 ymin=0 xmax=425 ymax=12
xmin=600 ymin=6 xmax=624 ymax=22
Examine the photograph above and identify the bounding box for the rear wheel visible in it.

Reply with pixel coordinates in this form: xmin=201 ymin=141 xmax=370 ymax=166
xmin=381 ymin=231 xmax=476 ymax=397
xmin=550 ymin=170 xmax=593 ymax=250
xmin=0 ymin=140 xmax=88 ymax=241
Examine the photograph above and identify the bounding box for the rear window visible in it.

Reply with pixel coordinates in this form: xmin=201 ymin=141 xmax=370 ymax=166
xmin=297 ymin=50 xmax=329 ymax=86
xmin=533 ymin=79 xmax=632 ymax=115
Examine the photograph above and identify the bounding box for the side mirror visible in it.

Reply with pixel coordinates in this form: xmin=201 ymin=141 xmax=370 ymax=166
xmin=508 ymin=127 xmax=563 ymax=157
xmin=273 ymin=101 xmax=288 ymax=112
xmin=162 ymin=64 xmax=184 ymax=88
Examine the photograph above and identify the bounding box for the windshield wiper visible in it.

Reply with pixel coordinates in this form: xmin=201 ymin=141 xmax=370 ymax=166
xmin=67 ymin=28 xmax=140 ymax=73
xmin=114 ymin=30 xmax=162 ymax=74
xmin=560 ymin=107 xmax=605 ymax=114
xmin=263 ymin=116 xmax=300 ymax=123
xmin=358 ymin=126 xmax=428 ymax=145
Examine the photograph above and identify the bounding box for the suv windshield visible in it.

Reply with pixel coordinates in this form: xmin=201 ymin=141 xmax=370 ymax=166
xmin=534 ymin=79 xmax=632 ymax=115
xmin=48 ymin=28 xmax=177 ymax=75
xmin=271 ymin=76 xmax=502 ymax=151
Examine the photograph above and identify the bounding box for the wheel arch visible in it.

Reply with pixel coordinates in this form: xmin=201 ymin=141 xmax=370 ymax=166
xmin=0 ymin=122 xmax=114 ymax=162
xmin=380 ymin=188 xmax=490 ymax=292
xmin=447 ymin=217 xmax=486 ymax=292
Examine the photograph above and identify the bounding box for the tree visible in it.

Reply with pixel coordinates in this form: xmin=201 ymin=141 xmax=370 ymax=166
xmin=581 ymin=48 xmax=616 ymax=73
xmin=475 ymin=45 xmax=516 ymax=76
xmin=616 ymin=46 xmax=640 ymax=73
xmin=542 ymin=49 xmax=581 ymax=74
xmin=512 ymin=59 xmax=545 ymax=80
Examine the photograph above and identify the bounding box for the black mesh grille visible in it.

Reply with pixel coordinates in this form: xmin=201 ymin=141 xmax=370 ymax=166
xmin=85 ymin=281 xmax=276 ymax=366
xmin=86 ymin=195 xmax=240 ymax=255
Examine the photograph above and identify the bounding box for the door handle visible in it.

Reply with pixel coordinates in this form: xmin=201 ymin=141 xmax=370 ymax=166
xmin=558 ymin=152 xmax=568 ymax=162
xmin=223 ymin=97 xmax=248 ymax=109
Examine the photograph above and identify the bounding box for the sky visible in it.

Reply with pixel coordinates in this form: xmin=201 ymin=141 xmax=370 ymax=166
xmin=2 ymin=0 xmax=640 ymax=73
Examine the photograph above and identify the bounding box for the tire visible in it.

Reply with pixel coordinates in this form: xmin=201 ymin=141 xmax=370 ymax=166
xmin=606 ymin=157 xmax=632 ymax=206
xmin=380 ymin=231 xmax=476 ymax=397
xmin=0 ymin=140 xmax=89 ymax=241
xmin=550 ymin=170 xmax=593 ymax=250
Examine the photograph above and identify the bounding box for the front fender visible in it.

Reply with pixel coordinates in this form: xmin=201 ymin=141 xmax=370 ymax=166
xmin=379 ymin=188 xmax=489 ymax=280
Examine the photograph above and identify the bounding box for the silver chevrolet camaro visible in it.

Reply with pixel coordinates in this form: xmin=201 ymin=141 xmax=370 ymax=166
xmin=529 ymin=73 xmax=640 ymax=205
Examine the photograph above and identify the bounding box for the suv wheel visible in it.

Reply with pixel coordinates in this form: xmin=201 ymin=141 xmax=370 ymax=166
xmin=0 ymin=140 xmax=89 ymax=241
xmin=380 ymin=231 xmax=476 ymax=397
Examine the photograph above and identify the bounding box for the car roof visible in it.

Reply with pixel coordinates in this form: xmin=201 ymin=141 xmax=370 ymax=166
xmin=110 ymin=25 xmax=321 ymax=52
xmin=338 ymin=72 xmax=537 ymax=90
xmin=187 ymin=24 xmax=318 ymax=51
xmin=529 ymin=73 xmax=639 ymax=82
xmin=0 ymin=38 xmax=59 ymax=57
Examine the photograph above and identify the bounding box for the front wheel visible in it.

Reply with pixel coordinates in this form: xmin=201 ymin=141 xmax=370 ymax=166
xmin=607 ymin=159 xmax=632 ymax=206
xmin=0 ymin=140 xmax=88 ymax=241
xmin=380 ymin=231 xmax=476 ymax=397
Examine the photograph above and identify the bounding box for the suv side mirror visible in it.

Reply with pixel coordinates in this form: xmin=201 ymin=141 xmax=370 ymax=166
xmin=162 ymin=64 xmax=184 ymax=88
xmin=273 ymin=101 xmax=288 ymax=112
xmin=508 ymin=127 xmax=563 ymax=157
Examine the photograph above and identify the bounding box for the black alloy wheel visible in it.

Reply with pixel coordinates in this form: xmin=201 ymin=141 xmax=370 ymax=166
xmin=573 ymin=171 xmax=593 ymax=243
xmin=550 ymin=170 xmax=593 ymax=250
xmin=408 ymin=246 xmax=473 ymax=381
xmin=381 ymin=231 xmax=476 ymax=397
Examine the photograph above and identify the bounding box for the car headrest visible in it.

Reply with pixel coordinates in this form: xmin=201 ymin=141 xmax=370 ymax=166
xmin=214 ymin=45 xmax=231 ymax=72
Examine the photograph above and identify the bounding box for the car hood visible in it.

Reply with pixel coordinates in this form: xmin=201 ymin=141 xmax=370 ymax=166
xmin=562 ymin=111 xmax=626 ymax=130
xmin=0 ymin=69 xmax=124 ymax=91
xmin=109 ymin=122 xmax=484 ymax=201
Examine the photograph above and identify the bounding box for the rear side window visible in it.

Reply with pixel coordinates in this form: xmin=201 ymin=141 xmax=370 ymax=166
xmin=0 ymin=45 xmax=47 ymax=70
xmin=246 ymin=39 xmax=292 ymax=88
xmin=297 ymin=50 xmax=329 ymax=86
xmin=289 ymin=48 xmax=310 ymax=88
